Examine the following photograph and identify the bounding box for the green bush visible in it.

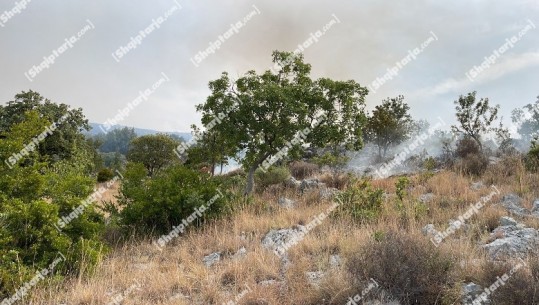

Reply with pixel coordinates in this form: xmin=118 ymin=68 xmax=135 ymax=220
xmin=525 ymin=137 xmax=539 ymax=172
xmin=254 ymin=166 xmax=290 ymax=191
xmin=334 ymin=178 xmax=384 ymax=222
xmin=118 ymin=164 xmax=229 ymax=235
xmin=97 ymin=167 xmax=115 ymax=182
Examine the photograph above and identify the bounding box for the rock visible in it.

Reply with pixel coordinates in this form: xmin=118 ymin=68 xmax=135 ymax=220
xmin=470 ymin=182 xmax=484 ymax=191
xmin=489 ymin=156 xmax=502 ymax=165
xmin=278 ymin=197 xmax=296 ymax=209
xmin=422 ymin=224 xmax=438 ymax=236
xmin=532 ymin=199 xmax=539 ymax=216
xmin=305 ymin=271 xmax=325 ymax=286
xmin=419 ymin=193 xmax=435 ymax=203
xmin=261 ymin=226 xmax=305 ymax=254
xmin=329 ymin=255 xmax=341 ymax=268
xmin=300 ymin=179 xmax=326 ymax=192
xmin=499 ymin=216 xmax=517 ymax=227
xmin=258 ymin=279 xmax=279 ymax=286
xmin=202 ymin=252 xmax=221 ymax=267
xmin=232 ymin=247 xmax=247 ymax=260
xmin=284 ymin=176 xmax=301 ymax=189
xmin=462 ymin=282 xmax=487 ymax=304
xmin=499 ymin=194 xmax=530 ymax=216
xmin=483 ymin=225 xmax=539 ymax=260
xmin=320 ymin=187 xmax=339 ymax=200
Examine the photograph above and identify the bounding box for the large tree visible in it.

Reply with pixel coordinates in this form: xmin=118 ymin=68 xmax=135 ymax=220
xmin=451 ymin=91 xmax=499 ymax=151
xmin=365 ymin=95 xmax=414 ymax=159
xmin=196 ymin=51 xmax=368 ymax=194
xmin=0 ymin=90 xmax=90 ymax=163
xmin=127 ymin=134 xmax=179 ymax=176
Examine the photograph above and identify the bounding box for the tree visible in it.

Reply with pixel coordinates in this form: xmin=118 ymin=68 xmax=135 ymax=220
xmin=511 ymin=96 xmax=539 ymax=142
xmin=127 ymin=134 xmax=179 ymax=176
xmin=184 ymin=126 xmax=233 ymax=175
xmin=96 ymin=127 xmax=137 ymax=155
xmin=0 ymin=90 xmax=90 ymax=163
xmin=196 ymin=51 xmax=368 ymax=194
xmin=451 ymin=91 xmax=499 ymax=151
xmin=0 ymin=111 xmax=106 ymax=297
xmin=365 ymin=95 xmax=414 ymax=159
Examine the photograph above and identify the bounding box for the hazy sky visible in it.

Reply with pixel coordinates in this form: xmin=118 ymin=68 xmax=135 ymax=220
xmin=1 ymin=0 xmax=538 ymax=133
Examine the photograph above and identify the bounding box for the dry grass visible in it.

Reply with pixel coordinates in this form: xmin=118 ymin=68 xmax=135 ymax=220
xmin=29 ymin=164 xmax=539 ymax=305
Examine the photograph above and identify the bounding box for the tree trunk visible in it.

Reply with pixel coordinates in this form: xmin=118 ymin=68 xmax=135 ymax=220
xmin=244 ymin=165 xmax=257 ymax=195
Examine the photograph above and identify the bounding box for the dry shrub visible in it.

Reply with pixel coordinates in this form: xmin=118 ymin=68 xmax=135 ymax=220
xmin=318 ymin=173 xmax=350 ymax=190
xmin=476 ymin=256 xmax=539 ymax=305
xmin=347 ymin=231 xmax=456 ymax=305
xmin=454 ymin=153 xmax=489 ymax=176
xmin=289 ymin=161 xmax=319 ymax=180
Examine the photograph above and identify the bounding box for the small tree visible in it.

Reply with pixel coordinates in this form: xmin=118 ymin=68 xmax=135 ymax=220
xmin=366 ymin=95 xmax=414 ymax=159
xmin=451 ymin=91 xmax=500 ymax=151
xmin=511 ymin=96 xmax=539 ymax=142
xmin=196 ymin=51 xmax=368 ymax=195
xmin=127 ymin=134 xmax=179 ymax=176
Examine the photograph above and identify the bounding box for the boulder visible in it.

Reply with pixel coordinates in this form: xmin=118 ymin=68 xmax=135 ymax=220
xmin=202 ymin=252 xmax=221 ymax=267
xmin=300 ymin=179 xmax=326 ymax=192
xmin=483 ymin=224 xmax=539 ymax=260
xmin=278 ymin=197 xmax=296 ymax=209
xmin=462 ymin=282 xmax=487 ymax=304
xmin=499 ymin=194 xmax=530 ymax=216
xmin=499 ymin=216 xmax=517 ymax=227
xmin=419 ymin=193 xmax=435 ymax=203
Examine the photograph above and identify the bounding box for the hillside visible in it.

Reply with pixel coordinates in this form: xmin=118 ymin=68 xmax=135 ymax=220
xmin=29 ymin=161 xmax=539 ymax=305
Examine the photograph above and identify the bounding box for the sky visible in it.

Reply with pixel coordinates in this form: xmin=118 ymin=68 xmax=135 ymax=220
xmin=0 ymin=0 xmax=538 ymax=133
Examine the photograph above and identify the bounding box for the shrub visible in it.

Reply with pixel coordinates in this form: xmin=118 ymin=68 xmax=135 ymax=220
xmin=334 ymin=178 xmax=384 ymax=222
xmin=395 ymin=177 xmax=410 ymax=202
xmin=289 ymin=161 xmax=319 ymax=180
xmin=318 ymin=172 xmax=351 ymax=190
xmin=97 ymin=167 xmax=114 ymax=182
xmin=476 ymin=257 xmax=539 ymax=305
xmin=348 ymin=231 xmax=455 ymax=305
xmin=455 ymin=153 xmax=489 ymax=176
xmin=118 ymin=164 xmax=229 ymax=234
xmin=254 ymin=166 xmax=290 ymax=191
xmin=455 ymin=136 xmax=481 ymax=158
xmin=525 ymin=137 xmax=539 ymax=172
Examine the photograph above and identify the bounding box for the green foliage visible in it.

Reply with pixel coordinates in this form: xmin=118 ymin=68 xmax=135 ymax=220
xmin=94 ymin=127 xmax=137 ymax=155
xmin=97 ymin=168 xmax=115 ymax=182
xmin=254 ymin=166 xmax=291 ymax=190
xmin=451 ymin=91 xmax=500 ymax=150
xmin=118 ymin=164 xmax=229 ymax=234
xmin=335 ymin=178 xmax=384 ymax=222
xmin=525 ymin=136 xmax=539 ymax=172
xmin=127 ymin=134 xmax=180 ymax=176
xmin=395 ymin=177 xmax=410 ymax=202
xmin=365 ymin=95 xmax=414 ymax=158
xmin=0 ymin=109 xmax=106 ymax=298
xmin=0 ymin=90 xmax=91 ymax=163
xmin=423 ymin=157 xmax=437 ymax=171
xmin=196 ymin=51 xmax=368 ymax=194
xmin=312 ymin=152 xmax=349 ymax=171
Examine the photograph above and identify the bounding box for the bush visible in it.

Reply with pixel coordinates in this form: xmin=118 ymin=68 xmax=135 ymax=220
xmin=348 ymin=231 xmax=455 ymax=305
xmin=455 ymin=153 xmax=489 ymax=176
xmin=334 ymin=178 xmax=384 ymax=222
xmin=525 ymin=137 xmax=539 ymax=172
xmin=97 ymin=167 xmax=114 ymax=182
xmin=455 ymin=136 xmax=481 ymax=158
xmin=118 ymin=164 xmax=229 ymax=234
xmin=477 ymin=257 xmax=539 ymax=305
xmin=289 ymin=161 xmax=319 ymax=179
xmin=254 ymin=166 xmax=290 ymax=191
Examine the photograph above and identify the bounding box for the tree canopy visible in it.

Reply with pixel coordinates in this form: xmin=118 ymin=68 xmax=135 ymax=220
xmin=196 ymin=51 xmax=368 ymax=194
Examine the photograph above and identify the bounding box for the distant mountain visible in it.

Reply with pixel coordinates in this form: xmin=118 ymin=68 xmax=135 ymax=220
xmin=87 ymin=123 xmax=192 ymax=141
